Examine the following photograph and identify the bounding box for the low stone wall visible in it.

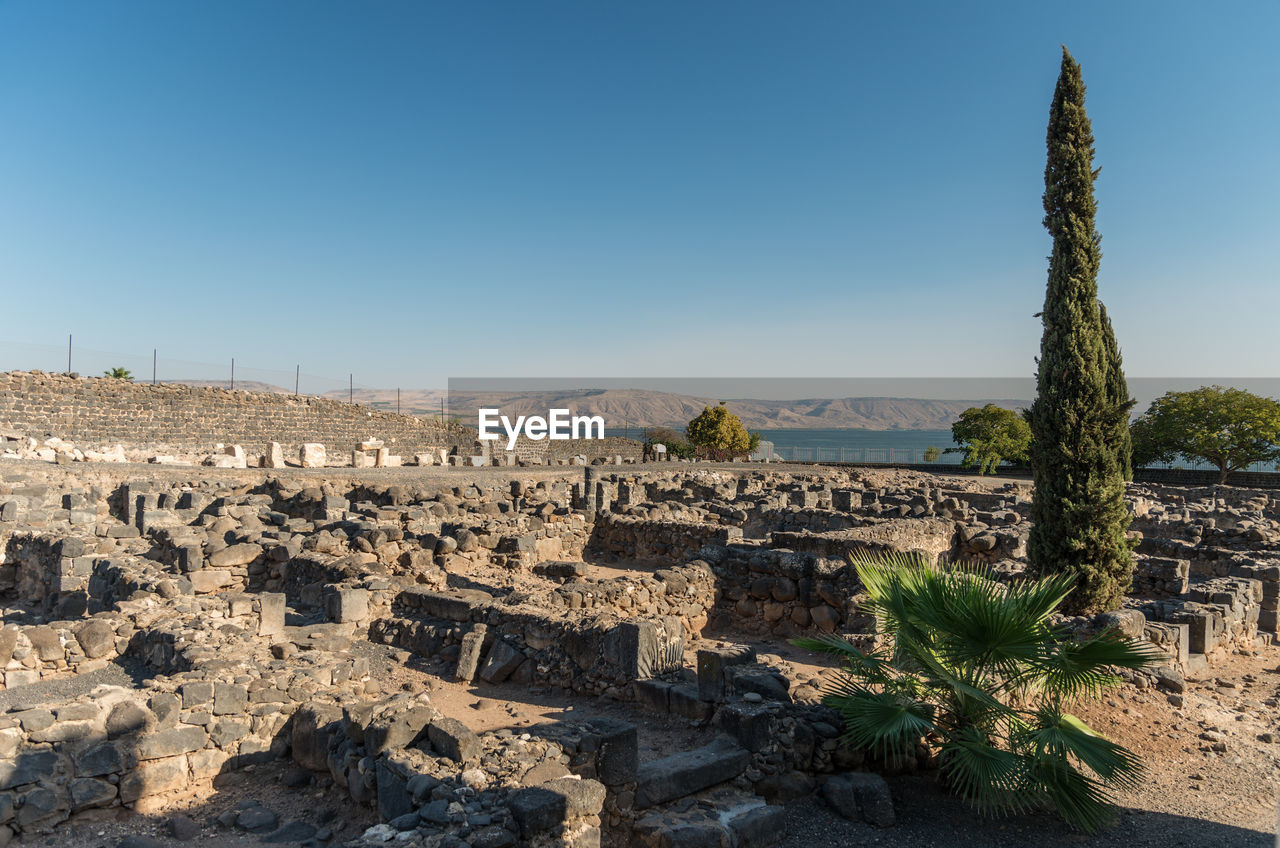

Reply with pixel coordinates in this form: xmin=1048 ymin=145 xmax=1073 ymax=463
xmin=373 ymin=586 xmax=687 ymax=698
xmin=0 ymin=614 xmax=127 ymax=689
xmin=769 ymin=516 xmax=957 ymax=563
xmin=0 ymin=370 xmax=471 ymax=458
xmin=0 ymin=531 xmax=120 ymax=619
xmin=588 ymin=513 xmax=743 ymax=563
xmin=700 ymin=545 xmax=858 ymax=636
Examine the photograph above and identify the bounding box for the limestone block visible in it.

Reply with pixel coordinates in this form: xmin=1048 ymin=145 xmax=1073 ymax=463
xmin=300 ymin=443 xmax=326 ymax=468
xmin=265 ymin=442 xmax=286 ymax=468
xmin=188 ymin=569 xmax=233 ymax=594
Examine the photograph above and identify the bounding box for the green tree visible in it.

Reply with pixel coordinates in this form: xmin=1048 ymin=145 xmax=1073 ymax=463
xmin=949 ymin=404 xmax=1030 ymax=474
xmin=686 ymin=403 xmax=756 ymax=459
xmin=1026 ymin=48 xmax=1133 ymax=615
xmin=794 ymin=552 xmax=1155 ymax=834
xmin=1099 ymin=303 xmax=1134 ymax=481
xmin=103 ymin=367 xmax=133 ymax=380
xmin=1130 ymin=386 xmax=1280 ymax=484
xmin=923 ymin=445 xmax=941 ymax=463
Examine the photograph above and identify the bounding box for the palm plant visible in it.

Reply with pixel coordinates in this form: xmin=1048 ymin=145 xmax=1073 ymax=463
xmin=794 ymin=551 xmax=1157 ymax=833
xmin=103 ymin=367 xmax=133 ymax=380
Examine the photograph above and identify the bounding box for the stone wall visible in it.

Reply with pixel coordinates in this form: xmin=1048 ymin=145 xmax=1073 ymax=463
xmin=0 ymin=371 xmax=471 ymax=457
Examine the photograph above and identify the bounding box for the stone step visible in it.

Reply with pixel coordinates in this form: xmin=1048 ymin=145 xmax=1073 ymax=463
xmin=634 ymin=737 xmax=750 ymax=809
xmin=633 ymin=788 xmax=785 ymax=848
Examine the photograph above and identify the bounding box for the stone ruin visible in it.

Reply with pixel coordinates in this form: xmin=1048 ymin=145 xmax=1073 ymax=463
xmin=0 ymin=457 xmax=1277 ymax=847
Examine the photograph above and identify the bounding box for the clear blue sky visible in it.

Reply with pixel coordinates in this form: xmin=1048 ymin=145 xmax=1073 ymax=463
xmin=1 ymin=1 xmax=1276 ymax=389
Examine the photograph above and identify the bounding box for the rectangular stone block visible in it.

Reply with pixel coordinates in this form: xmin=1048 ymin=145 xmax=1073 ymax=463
xmin=119 ymin=755 xmax=189 ymax=804
xmin=258 ymin=592 xmax=285 ymax=637
xmin=586 ymin=718 xmax=637 ymax=786
xmin=300 ymin=443 xmax=326 ymax=468
xmin=697 ymin=644 xmax=757 ymax=702
xmin=327 ymin=587 xmax=370 ymax=623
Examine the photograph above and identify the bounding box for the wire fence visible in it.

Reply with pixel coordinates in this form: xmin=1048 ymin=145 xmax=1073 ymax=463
xmin=4 ymin=338 xmax=1279 ymax=472
xmin=768 ymin=443 xmax=1277 ymax=473
xmin=0 ymin=337 xmax=457 ymax=422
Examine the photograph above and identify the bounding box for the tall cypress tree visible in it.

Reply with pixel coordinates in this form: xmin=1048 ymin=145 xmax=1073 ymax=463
xmin=1027 ymin=48 xmax=1133 ymax=614
xmin=1099 ymin=302 xmax=1134 ymax=481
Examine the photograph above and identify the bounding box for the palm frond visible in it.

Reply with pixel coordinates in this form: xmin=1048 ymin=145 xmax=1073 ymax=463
xmin=1018 ymin=708 xmax=1143 ymax=790
xmin=938 ymin=727 xmax=1033 ymax=817
xmin=1025 ymin=753 xmax=1121 ymax=833
xmin=1032 ymin=631 xmax=1159 ymax=699
xmin=824 ymin=689 xmax=937 ymax=758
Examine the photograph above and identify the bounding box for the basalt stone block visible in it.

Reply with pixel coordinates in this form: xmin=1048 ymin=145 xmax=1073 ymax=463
xmin=0 ymin=749 xmax=61 ymax=789
xmin=478 ymin=640 xmax=525 ymax=684
xmin=727 ymin=803 xmax=787 ymax=848
xmin=540 ymin=777 xmax=605 ymax=818
xmin=714 ymin=702 xmax=777 ymax=753
xmin=427 ymin=717 xmax=481 ymax=763
xmin=509 ymin=786 xmax=566 ymax=837
xmin=832 ymin=490 xmax=863 ymax=512
xmin=375 ymin=756 xmax=413 ymax=822
xmin=178 ymin=546 xmax=203 ymax=573
xmin=610 ymin=618 xmax=684 ymax=680
xmin=365 ymin=705 xmax=436 ymax=757
xmin=118 ymin=755 xmax=191 ymax=804
xmin=69 ymin=777 xmax=118 ymax=811
xmin=105 ymin=702 xmax=152 ymax=738
xmin=632 ymin=679 xmax=670 ymax=714
xmin=137 ymin=725 xmax=207 ymax=760
xmin=212 ymin=683 xmax=248 ymax=715
xmin=697 ymin=644 xmax=757 ymax=702
xmin=668 ymin=684 xmax=713 ymax=721
xmin=845 ymin=772 xmax=895 ymax=827
xmin=455 ymin=625 xmax=487 ymax=683
xmin=207 ymin=543 xmax=262 ymax=568
xmin=73 ymin=618 xmax=117 ymax=659
xmin=15 ymin=784 xmax=63 ymax=828
xmin=634 ymin=737 xmax=750 ymax=808
xmin=585 ymin=718 xmax=637 ymax=786
xmin=291 ymin=704 xmax=343 ymax=772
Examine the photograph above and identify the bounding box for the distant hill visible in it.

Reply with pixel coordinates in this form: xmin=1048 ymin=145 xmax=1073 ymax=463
xmin=171 ymin=379 xmax=294 ymax=394
xmin=411 ymin=389 xmax=1030 ymax=431
xmin=170 ymin=382 xmax=1029 ymax=430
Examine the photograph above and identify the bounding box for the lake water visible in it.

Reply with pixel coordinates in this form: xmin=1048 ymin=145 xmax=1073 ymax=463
xmin=605 ymin=427 xmax=963 ymax=464
xmin=604 ymin=427 xmax=1276 ymax=472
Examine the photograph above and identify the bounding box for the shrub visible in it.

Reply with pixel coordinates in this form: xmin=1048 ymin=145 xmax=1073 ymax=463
xmin=642 ymin=427 xmax=695 ymax=459
xmin=794 ymin=551 xmax=1156 ymax=833
xmin=103 ymin=367 xmax=133 ymax=380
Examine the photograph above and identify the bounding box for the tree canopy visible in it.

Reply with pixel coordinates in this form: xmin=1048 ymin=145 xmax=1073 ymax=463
xmin=103 ymin=367 xmax=133 ymax=380
xmin=1025 ymin=48 xmax=1133 ymax=615
xmin=686 ymin=403 xmax=758 ymax=458
xmin=949 ymin=404 xmax=1030 ymax=474
xmin=1131 ymin=386 xmax=1280 ymax=483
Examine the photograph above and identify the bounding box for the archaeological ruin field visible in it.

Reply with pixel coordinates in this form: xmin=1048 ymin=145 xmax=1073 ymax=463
xmin=0 ymin=373 xmax=1277 ymax=848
